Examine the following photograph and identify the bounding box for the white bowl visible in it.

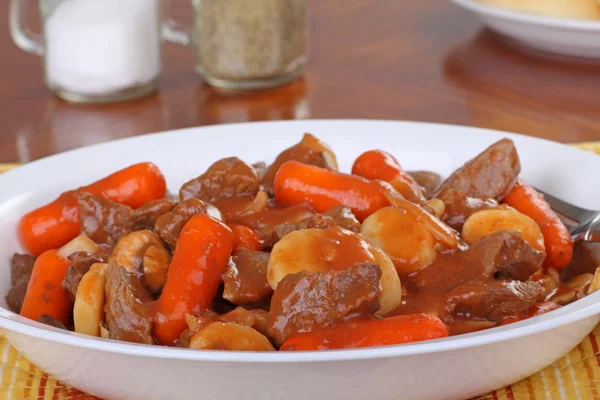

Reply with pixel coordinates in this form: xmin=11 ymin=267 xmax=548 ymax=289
xmin=1 ymin=120 xmax=599 ymax=400
xmin=452 ymin=0 xmax=600 ymax=59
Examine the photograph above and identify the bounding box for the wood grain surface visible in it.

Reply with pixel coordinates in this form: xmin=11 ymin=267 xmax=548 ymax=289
xmin=1 ymin=0 xmax=599 ymax=163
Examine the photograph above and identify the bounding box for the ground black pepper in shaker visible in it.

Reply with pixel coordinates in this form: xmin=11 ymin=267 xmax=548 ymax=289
xmin=193 ymin=0 xmax=307 ymax=89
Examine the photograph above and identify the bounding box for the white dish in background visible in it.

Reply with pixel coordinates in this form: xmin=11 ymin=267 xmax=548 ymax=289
xmin=0 ymin=120 xmax=600 ymax=400
xmin=452 ymin=0 xmax=600 ymax=59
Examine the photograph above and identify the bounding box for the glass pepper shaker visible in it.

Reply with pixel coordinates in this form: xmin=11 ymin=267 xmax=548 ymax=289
xmin=192 ymin=0 xmax=308 ymax=90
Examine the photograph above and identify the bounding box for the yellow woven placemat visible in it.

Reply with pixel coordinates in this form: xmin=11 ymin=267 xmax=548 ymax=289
xmin=0 ymin=142 xmax=599 ymax=400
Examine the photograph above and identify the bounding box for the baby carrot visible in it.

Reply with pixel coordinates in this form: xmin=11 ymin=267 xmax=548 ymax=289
xmin=20 ymin=250 xmax=72 ymax=326
xmin=273 ymin=161 xmax=391 ymax=221
xmin=154 ymin=215 xmax=234 ymax=346
xmin=228 ymin=223 xmax=265 ymax=253
xmin=503 ymin=179 xmax=574 ymax=270
xmin=20 ymin=162 xmax=166 ymax=255
xmin=280 ymin=314 xmax=448 ymax=351
xmin=81 ymin=162 xmax=166 ymax=208
xmin=352 ymin=150 xmax=426 ymax=203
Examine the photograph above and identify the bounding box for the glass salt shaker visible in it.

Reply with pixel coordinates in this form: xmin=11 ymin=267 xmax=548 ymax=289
xmin=192 ymin=0 xmax=308 ymax=90
xmin=9 ymin=0 xmax=189 ymax=103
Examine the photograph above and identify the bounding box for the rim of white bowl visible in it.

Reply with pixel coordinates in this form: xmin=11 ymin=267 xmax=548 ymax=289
xmin=0 ymin=119 xmax=599 ymax=363
xmin=2 ymin=294 xmax=600 ymax=363
xmin=452 ymin=0 xmax=600 ymax=31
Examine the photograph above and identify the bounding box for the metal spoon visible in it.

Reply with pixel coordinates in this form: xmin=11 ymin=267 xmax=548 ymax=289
xmin=534 ymin=187 xmax=600 ymax=242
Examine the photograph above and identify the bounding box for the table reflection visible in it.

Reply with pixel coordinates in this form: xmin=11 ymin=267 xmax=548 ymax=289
xmin=198 ymin=78 xmax=309 ymax=124
xmin=10 ymin=78 xmax=309 ymax=163
xmin=443 ymin=30 xmax=600 ymax=112
xmin=442 ymin=29 xmax=600 ymax=142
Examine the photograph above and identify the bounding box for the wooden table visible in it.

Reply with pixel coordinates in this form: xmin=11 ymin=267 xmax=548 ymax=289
xmin=1 ymin=0 xmax=600 ymax=164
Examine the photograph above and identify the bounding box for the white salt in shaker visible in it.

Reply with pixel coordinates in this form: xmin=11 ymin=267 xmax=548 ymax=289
xmin=9 ymin=0 xmax=189 ymax=103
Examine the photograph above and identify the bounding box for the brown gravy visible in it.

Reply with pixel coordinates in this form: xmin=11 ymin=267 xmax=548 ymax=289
xmin=390 ymin=240 xmax=597 ymax=335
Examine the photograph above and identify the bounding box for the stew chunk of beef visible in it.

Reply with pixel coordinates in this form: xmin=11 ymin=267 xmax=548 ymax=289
xmin=62 ymin=252 xmax=105 ymax=302
xmin=5 ymin=253 xmax=36 ymax=313
xmin=78 ymin=192 xmax=130 ymax=245
xmin=267 ymin=262 xmax=381 ymax=345
xmin=445 ymin=279 xmax=544 ymax=322
xmin=179 ymin=157 xmax=260 ymax=202
xmin=408 ymin=171 xmax=442 ymax=199
xmin=127 ymin=199 xmax=176 ymax=231
xmin=38 ymin=315 xmax=68 ymax=330
xmin=252 ymin=162 xmax=268 ymax=182
xmin=78 ymin=192 xmax=174 ymax=246
xmin=435 ymin=139 xmax=521 ymax=229
xmin=155 ymin=198 xmax=220 ymax=249
xmin=273 ymin=205 xmax=360 ymax=242
xmin=234 ymin=203 xmax=316 ymax=247
xmin=441 ymin=191 xmax=498 ymax=230
xmin=222 ymin=251 xmax=273 ymax=306
xmin=463 ymin=230 xmax=545 ymax=282
xmin=561 ymin=242 xmax=600 ymax=281
xmin=104 ymin=259 xmax=153 ymax=344
xmin=413 ymin=230 xmax=545 ymax=291
xmin=10 ymin=253 xmax=35 ymax=286
xmin=437 ymin=139 xmax=521 ymax=200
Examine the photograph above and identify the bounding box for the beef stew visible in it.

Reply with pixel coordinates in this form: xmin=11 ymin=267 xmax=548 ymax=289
xmin=8 ymin=134 xmax=592 ymax=352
